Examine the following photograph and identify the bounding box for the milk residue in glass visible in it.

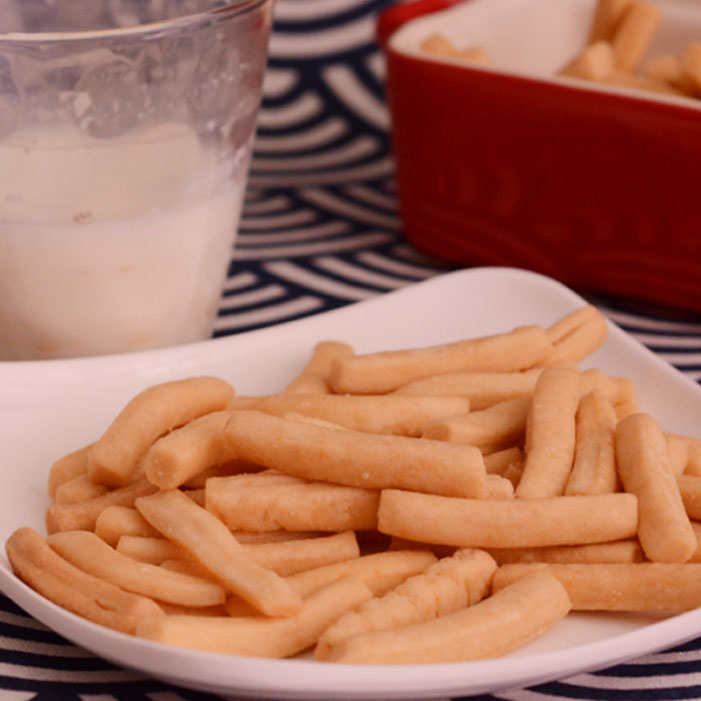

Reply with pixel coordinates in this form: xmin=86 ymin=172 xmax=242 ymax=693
xmin=0 ymin=122 xmax=243 ymax=360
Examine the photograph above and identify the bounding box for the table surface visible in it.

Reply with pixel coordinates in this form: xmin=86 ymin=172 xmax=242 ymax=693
xmin=2 ymin=1 xmax=701 ymax=699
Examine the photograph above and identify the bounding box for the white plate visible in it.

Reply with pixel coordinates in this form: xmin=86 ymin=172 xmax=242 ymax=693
xmin=1 ymin=266 xmax=701 ymax=700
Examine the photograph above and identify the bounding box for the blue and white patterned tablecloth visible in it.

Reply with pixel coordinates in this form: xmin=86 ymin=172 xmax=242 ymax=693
xmin=2 ymin=1 xmax=701 ymax=698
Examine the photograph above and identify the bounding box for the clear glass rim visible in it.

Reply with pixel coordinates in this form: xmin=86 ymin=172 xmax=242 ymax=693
xmin=0 ymin=0 xmax=268 ymax=43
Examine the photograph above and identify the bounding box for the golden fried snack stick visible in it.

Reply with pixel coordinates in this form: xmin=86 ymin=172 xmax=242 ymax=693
xmin=286 ymin=550 xmax=438 ymax=598
xmin=48 ymin=530 xmax=226 ymax=608
xmin=560 ymin=41 xmax=615 ymax=82
xmin=88 ymin=377 xmax=234 ymax=487
xmin=239 ymin=531 xmax=360 ymax=577
xmin=142 ymin=410 xmax=242 ymax=490
xmin=688 ymin=522 xmax=701 ymax=563
xmin=588 ymin=0 xmax=634 ymax=43
xmin=136 ymin=576 xmax=372 ymax=658
xmin=223 ymin=410 xmax=487 ymax=499
xmin=615 ymin=413 xmax=696 ymax=563
xmin=378 ymin=489 xmax=638 ymax=548
xmin=486 ymin=475 xmax=514 ymax=499
xmin=516 ymin=367 xmax=580 ymax=498
xmin=492 ymin=562 xmax=701 ymax=610
xmin=422 ymin=397 xmax=530 ymax=452
xmin=613 ymin=376 xmax=639 ymax=420
xmin=6 ymin=527 xmax=164 ymax=634
xmin=315 ymin=549 xmax=497 ymax=660
xmin=48 ymin=443 xmax=94 ymax=500
xmin=564 ymin=389 xmax=618 ymax=495
xmin=487 ymin=539 xmax=644 ymax=565
xmin=329 ymin=325 xmax=553 ymax=395
xmin=117 ymin=529 xmax=337 ymax=566
xmin=46 ymin=477 xmax=158 ymax=534
xmin=54 ymin=473 xmax=109 ymax=505
xmin=95 ymin=505 xmax=160 ymax=546
xmin=326 ymin=570 xmax=571 ymax=664
xmin=679 ymin=42 xmax=701 ymax=93
xmin=283 ymin=341 xmax=354 ymax=395
xmin=135 ymin=489 xmax=302 ymax=617
xmin=226 ymin=394 xmax=471 ymax=438
xmin=393 ymin=369 xmax=542 ymax=410
xmin=611 ymin=0 xmax=663 ymax=73
xmin=579 ymin=368 xmax=619 ymax=400
xmin=543 ymin=306 xmax=608 ymax=366
xmin=483 ymin=447 xmax=523 ymax=475
xmin=685 ymin=439 xmax=701 ymax=477
xmin=677 ymin=474 xmax=701 ymax=520
xmin=205 ymin=479 xmax=379 ymax=533
xmin=116 ymin=535 xmax=184 ymax=564
xmin=666 ymin=433 xmax=692 ymax=476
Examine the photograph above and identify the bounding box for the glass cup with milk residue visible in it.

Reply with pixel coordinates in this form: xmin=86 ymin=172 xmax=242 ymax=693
xmin=0 ymin=0 xmax=272 ymax=360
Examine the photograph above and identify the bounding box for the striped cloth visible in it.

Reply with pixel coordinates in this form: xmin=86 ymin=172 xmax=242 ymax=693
xmin=2 ymin=0 xmax=701 ymax=698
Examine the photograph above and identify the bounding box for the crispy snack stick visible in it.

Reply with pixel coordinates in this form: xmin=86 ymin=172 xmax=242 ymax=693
xmin=315 ymin=549 xmax=497 ymax=660
xmin=492 ymin=562 xmax=701 ymax=611
xmin=422 ymin=397 xmax=530 ymax=452
xmin=611 ymin=0 xmax=663 ymax=73
xmin=283 ymin=341 xmax=354 ymax=395
xmin=393 ymin=369 xmax=542 ymax=409
xmin=542 ymin=306 xmax=608 ymax=366
xmin=116 ymin=535 xmax=185 ymax=564
xmin=223 ymin=410 xmax=487 ymax=499
xmin=205 ymin=479 xmax=380 ymax=533
xmin=46 ymin=477 xmax=158 ymax=534
xmin=48 ymin=530 xmax=226 ymax=608
xmin=239 ymin=531 xmax=360 ymax=577
xmin=516 ymin=367 xmax=580 ymax=498
xmin=420 ymin=33 xmax=458 ymax=56
xmin=688 ymin=522 xmax=701 ymax=563
xmin=560 ymin=41 xmax=615 ymax=81
xmin=564 ymin=389 xmax=618 ymax=495
xmin=329 ymin=325 xmax=553 ymax=395
xmin=48 ymin=443 xmax=93 ymax=500
xmin=378 ymin=489 xmax=638 ymax=549
xmin=118 ymin=530 xmax=334 ymax=566
xmin=487 ymin=539 xmax=644 ymax=565
xmin=326 ymin=571 xmax=571 ymax=664
xmin=484 ymin=447 xmax=523 ymax=475
xmin=88 ymin=377 xmax=234 ymax=487
xmin=579 ymin=368 xmax=619 ymax=400
xmin=95 ymin=505 xmax=160 ymax=546
xmin=677 ymin=474 xmax=701 ymax=520
xmin=142 ymin=411 xmax=247 ymax=490
xmin=685 ymin=439 xmax=701 ymax=477
xmin=6 ymin=527 xmax=164 ymax=634
xmin=486 ymin=475 xmax=514 ymax=499
xmin=286 ymin=550 xmax=438 ymax=598
xmin=666 ymin=433 xmax=692 ymax=476
xmin=643 ymin=54 xmax=684 ymax=87
xmin=615 ymin=413 xmax=696 ymax=563
xmin=136 ymin=576 xmax=372 ymax=658
xmin=135 ymin=489 xmax=302 ymax=617
xmin=225 ymin=394 xmax=471 ymax=438
xmin=54 ymin=473 xmax=109 ymax=505
xmin=613 ymin=376 xmax=639 ymax=420
xmin=588 ymin=0 xmax=634 ymax=43
xmin=679 ymin=42 xmax=701 ymax=93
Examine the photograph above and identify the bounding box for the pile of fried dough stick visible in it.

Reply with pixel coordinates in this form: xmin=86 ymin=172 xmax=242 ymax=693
xmin=420 ymin=0 xmax=701 ymax=101
xmin=7 ymin=302 xmax=701 ymax=664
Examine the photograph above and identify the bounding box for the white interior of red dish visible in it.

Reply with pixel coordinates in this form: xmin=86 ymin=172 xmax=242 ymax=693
xmin=389 ymin=0 xmax=701 ymax=110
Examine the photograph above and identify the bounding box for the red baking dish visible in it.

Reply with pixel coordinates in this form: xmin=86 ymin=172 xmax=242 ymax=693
xmin=379 ymin=0 xmax=701 ymax=312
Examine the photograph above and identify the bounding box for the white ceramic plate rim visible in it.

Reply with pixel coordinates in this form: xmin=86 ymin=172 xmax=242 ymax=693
xmin=1 ymin=266 xmax=700 ymax=700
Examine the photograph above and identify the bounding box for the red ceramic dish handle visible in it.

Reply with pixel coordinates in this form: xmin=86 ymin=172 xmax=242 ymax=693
xmin=376 ymin=0 xmax=468 ymax=48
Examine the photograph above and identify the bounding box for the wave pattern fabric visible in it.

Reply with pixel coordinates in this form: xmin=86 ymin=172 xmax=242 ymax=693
xmin=1 ymin=0 xmax=701 ymax=699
